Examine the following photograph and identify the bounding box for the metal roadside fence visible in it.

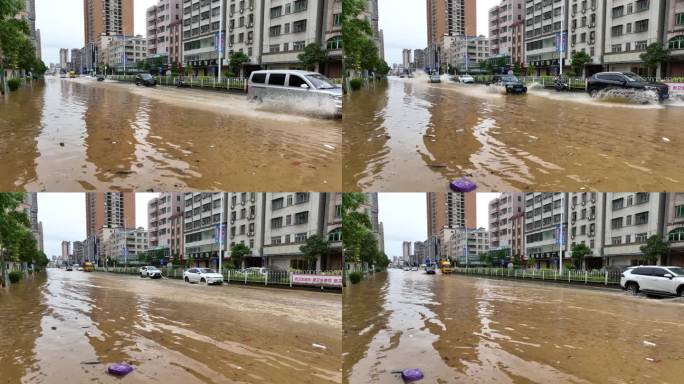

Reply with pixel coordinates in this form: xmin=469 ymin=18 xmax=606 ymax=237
xmin=452 ymin=267 xmax=623 ymax=287
xmin=94 ymin=267 xmax=342 ymax=290
xmin=109 ymin=75 xmax=247 ymax=92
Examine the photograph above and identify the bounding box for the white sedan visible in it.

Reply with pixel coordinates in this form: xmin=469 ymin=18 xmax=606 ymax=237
xmin=139 ymin=266 xmax=162 ymax=279
xmin=459 ymin=75 xmax=475 ymax=84
xmin=183 ymin=268 xmax=224 ymax=285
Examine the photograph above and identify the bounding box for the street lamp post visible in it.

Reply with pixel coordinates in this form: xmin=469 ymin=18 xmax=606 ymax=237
xmin=559 ymin=0 xmax=565 ymax=76
xmin=217 ymin=0 xmax=224 ymax=80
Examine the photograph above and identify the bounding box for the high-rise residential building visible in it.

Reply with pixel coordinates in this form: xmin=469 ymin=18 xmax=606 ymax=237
xmin=321 ymin=0 xmax=343 ymax=77
xmin=603 ymin=193 xmax=666 ymax=267
xmin=568 ymin=192 xmax=605 ymax=269
xmin=61 ymin=241 xmax=71 ymax=263
xmin=228 ymin=192 xmax=266 ymax=267
xmin=324 ymin=192 xmax=344 ymax=270
xmin=488 ymin=192 xmax=524 ymax=253
xmin=59 ymin=48 xmax=69 ymax=70
xmin=567 ymin=0 xmax=605 ymax=76
xmin=72 ymin=241 xmax=85 ymax=264
xmin=511 ymin=19 xmax=524 ymax=65
xmin=402 ymin=48 xmax=412 ymax=69
xmin=85 ymin=193 xmax=136 ymax=238
xmin=426 ymin=192 xmax=476 ymax=238
xmin=414 ymin=241 xmax=426 ymax=264
xmin=426 ymin=0 xmax=477 ymax=70
xmin=226 ymin=0 xmax=263 ymax=76
xmin=70 ymin=49 xmax=82 ymax=73
xmin=523 ymin=0 xmax=569 ymax=75
xmin=260 ymin=0 xmax=325 ymax=70
xmin=146 ymin=0 xmax=182 ymax=65
xmin=664 ymin=0 xmax=684 ymax=76
xmin=168 ymin=18 xmax=184 ymax=67
xmin=524 ymin=193 xmax=568 ymax=269
xmin=488 ymin=0 xmax=524 ymax=63
xmin=148 ymin=193 xmax=184 ymax=255
xmin=18 ymin=0 xmax=41 ymax=59
xmin=83 ymin=0 xmax=134 ymax=46
xmin=402 ymin=241 xmax=412 ymax=264
xmin=414 ymin=48 xmax=426 ymax=69
xmin=183 ymin=193 xmax=229 ymax=268
xmin=663 ymin=192 xmax=684 ymax=266
xmin=366 ymin=0 xmax=384 ymax=60
xmin=181 ymin=0 xmax=227 ymax=76
xmin=603 ymin=0 xmax=667 ymax=76
xmin=169 ymin=205 xmax=185 ymax=263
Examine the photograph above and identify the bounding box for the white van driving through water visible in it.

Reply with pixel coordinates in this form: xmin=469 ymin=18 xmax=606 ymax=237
xmin=247 ymin=70 xmax=342 ymax=118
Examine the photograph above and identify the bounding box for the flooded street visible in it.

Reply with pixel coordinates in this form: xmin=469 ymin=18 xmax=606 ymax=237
xmin=0 ymin=78 xmax=341 ymax=191
xmin=343 ymin=269 xmax=684 ymax=384
xmin=343 ymin=75 xmax=684 ymax=191
xmin=0 ymin=269 xmax=341 ymax=384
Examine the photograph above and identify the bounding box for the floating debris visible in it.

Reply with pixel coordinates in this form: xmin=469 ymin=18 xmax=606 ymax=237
xmin=107 ymin=363 xmax=134 ymax=376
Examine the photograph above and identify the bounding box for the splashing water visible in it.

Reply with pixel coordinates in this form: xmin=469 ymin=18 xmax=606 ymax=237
xmin=593 ymin=88 xmax=660 ymax=105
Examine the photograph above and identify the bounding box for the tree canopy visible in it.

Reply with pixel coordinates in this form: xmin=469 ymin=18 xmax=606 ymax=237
xmin=299 ymin=234 xmax=329 ymax=270
xmin=298 ymin=43 xmax=328 ymax=72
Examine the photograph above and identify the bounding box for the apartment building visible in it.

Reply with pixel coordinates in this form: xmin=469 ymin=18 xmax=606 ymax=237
xmin=568 ymin=192 xmax=605 ymax=268
xmin=489 ymin=0 xmax=524 ymax=62
xmin=148 ymin=193 xmax=184 ymax=255
xmin=321 ymin=0 xmax=342 ymax=77
xmin=510 ymin=212 xmax=525 ymax=260
xmin=70 ymin=48 xmax=82 ymax=73
xmin=325 ymin=192 xmax=343 ymax=270
xmin=168 ymin=18 xmax=184 ymax=66
xmin=488 ymin=192 xmax=524 ymax=253
xmin=663 ymin=192 xmax=684 ymax=265
xmin=414 ymin=48 xmax=426 ymax=69
xmin=61 ymin=241 xmax=70 ymax=262
xmin=182 ymin=0 xmax=227 ymax=76
xmin=603 ymin=193 xmax=666 ymax=267
xmin=664 ymin=0 xmax=684 ymax=76
xmin=451 ymin=227 xmax=489 ymax=266
xmin=261 ymin=0 xmax=325 ymax=70
xmin=443 ymin=35 xmax=490 ymax=73
xmin=402 ymin=241 xmax=412 ymax=264
xmin=568 ymin=0 xmax=606 ymax=75
xmin=84 ymin=0 xmax=134 ymax=45
xmin=402 ymin=48 xmax=412 ymax=69
xmin=72 ymin=241 xmax=85 ymax=264
xmin=107 ymin=227 xmax=149 ymax=265
xmin=414 ymin=241 xmax=426 ymax=264
xmin=262 ymin=192 xmax=327 ymax=270
xmin=524 ymin=193 xmax=569 ymax=268
xmin=426 ymin=192 xmax=476 ymax=237
xmin=511 ymin=20 xmax=525 ymax=64
xmin=524 ymin=0 xmax=569 ymax=75
xmin=107 ymin=35 xmax=148 ymax=72
xmin=169 ymin=208 xmax=185 ymax=263
xmin=59 ymin=48 xmax=68 ymax=70
xmin=85 ymin=193 xmax=135 ymax=238
xmin=604 ymin=0 xmax=667 ymax=75
xmin=147 ymin=0 xmax=182 ymax=65
xmin=183 ymin=192 xmax=229 ymax=268
xmin=227 ymin=0 xmax=263 ymax=74
xmin=228 ymin=192 xmax=266 ymax=267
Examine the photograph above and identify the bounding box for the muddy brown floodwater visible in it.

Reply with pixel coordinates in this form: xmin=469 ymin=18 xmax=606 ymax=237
xmin=0 ymin=269 xmax=341 ymax=384
xmin=343 ymin=75 xmax=684 ymax=191
xmin=343 ymin=269 xmax=684 ymax=384
xmin=0 ymin=78 xmax=341 ymax=191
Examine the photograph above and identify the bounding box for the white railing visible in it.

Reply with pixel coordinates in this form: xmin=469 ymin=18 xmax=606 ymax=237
xmin=453 ymin=267 xmax=622 ymax=286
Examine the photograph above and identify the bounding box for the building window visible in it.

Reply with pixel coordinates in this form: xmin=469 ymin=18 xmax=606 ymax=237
xmin=668 ymin=228 xmax=684 ymax=242
xmin=634 ymin=212 xmax=649 ymax=225
xmin=670 ymin=36 xmax=684 ymax=50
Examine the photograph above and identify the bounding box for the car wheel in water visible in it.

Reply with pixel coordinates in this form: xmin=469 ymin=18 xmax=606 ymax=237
xmin=627 ymin=282 xmax=639 ymax=296
xmin=184 ymin=277 xmax=189 ymax=283
xmin=589 ymin=89 xmax=599 ymax=98
xmin=200 ymin=278 xmax=206 ymax=284
xmin=678 ymin=286 xmax=684 ymax=297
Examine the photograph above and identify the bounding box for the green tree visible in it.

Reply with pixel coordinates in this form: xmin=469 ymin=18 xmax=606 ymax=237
xmin=0 ymin=193 xmax=30 ymax=285
xmin=640 ymin=43 xmax=670 ymax=78
xmin=342 ymin=0 xmax=374 ymax=73
xmin=527 ymin=63 xmax=536 ymax=76
xmin=229 ymin=51 xmax=250 ymax=78
xmin=299 ymin=234 xmax=329 ymax=271
xmin=570 ymin=243 xmax=592 ymax=269
xmin=570 ymin=51 xmax=592 ymax=78
xmin=229 ymin=243 xmax=251 ymax=270
xmin=0 ymin=0 xmax=29 ymax=68
xmin=640 ymin=235 xmax=670 ymax=265
xmin=512 ymin=62 xmax=522 ymax=77
xmin=341 ymin=193 xmax=372 ymax=264
xmin=298 ymin=43 xmax=328 ymax=72
xmin=358 ymin=230 xmax=379 ymax=267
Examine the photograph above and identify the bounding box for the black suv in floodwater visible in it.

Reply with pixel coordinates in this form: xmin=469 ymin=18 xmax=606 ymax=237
xmin=495 ymin=75 xmax=527 ymax=94
xmin=587 ymin=72 xmax=669 ymax=101
xmin=135 ymin=73 xmax=157 ymax=87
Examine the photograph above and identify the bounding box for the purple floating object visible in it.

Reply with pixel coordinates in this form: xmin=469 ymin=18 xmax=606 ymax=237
xmin=108 ymin=363 xmax=134 ymax=376
xmin=450 ymin=178 xmax=477 ymax=193
xmin=401 ymin=368 xmax=424 ymax=382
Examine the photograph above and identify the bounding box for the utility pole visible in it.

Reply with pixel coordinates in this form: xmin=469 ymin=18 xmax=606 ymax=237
xmin=218 ymin=193 xmax=224 ymax=273
xmin=559 ymin=0 xmax=565 ymax=76
xmin=217 ymin=0 xmax=224 ymax=80
xmin=559 ymin=193 xmax=565 ymax=274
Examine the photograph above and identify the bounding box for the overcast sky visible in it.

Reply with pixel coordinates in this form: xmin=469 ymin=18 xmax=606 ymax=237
xmin=37 ymin=193 xmax=158 ymax=258
xmin=36 ymin=0 xmax=157 ymax=65
xmin=379 ymin=192 xmax=500 ymax=258
xmin=379 ymin=0 xmax=499 ymax=65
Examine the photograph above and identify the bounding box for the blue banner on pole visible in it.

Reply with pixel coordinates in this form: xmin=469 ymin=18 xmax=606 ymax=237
xmin=555 ymin=32 xmax=567 ymax=54
xmin=555 ymin=224 xmax=565 ymax=246
xmin=214 ymin=32 xmax=224 ymax=54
